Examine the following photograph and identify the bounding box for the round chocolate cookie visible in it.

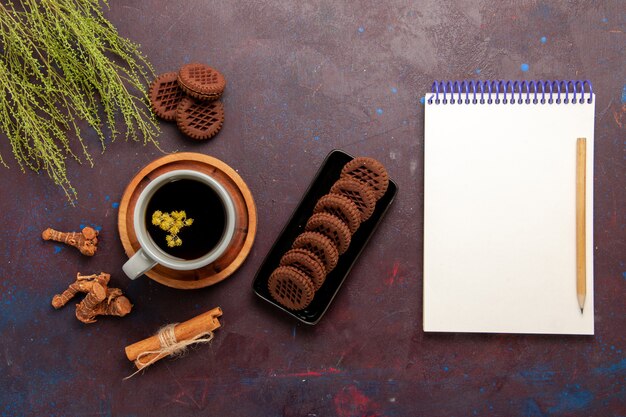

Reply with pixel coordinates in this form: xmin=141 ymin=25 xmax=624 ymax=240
xmin=313 ymin=194 xmax=361 ymax=234
xmin=268 ymin=266 xmax=315 ymax=310
xmin=176 ymin=98 xmax=224 ymax=140
xmin=341 ymin=157 xmax=389 ymax=200
xmin=280 ymin=248 xmax=327 ymax=290
xmin=149 ymin=72 xmax=185 ymax=121
xmin=292 ymin=232 xmax=339 ymax=273
xmin=177 ymin=63 xmax=226 ymax=101
xmin=305 ymin=212 xmax=352 ymax=255
xmin=330 ymin=178 xmax=377 ymax=222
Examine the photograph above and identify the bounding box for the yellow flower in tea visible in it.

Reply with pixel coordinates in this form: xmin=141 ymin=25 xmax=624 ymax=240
xmin=165 ymin=235 xmax=182 ymax=247
xmin=152 ymin=210 xmax=194 ymax=247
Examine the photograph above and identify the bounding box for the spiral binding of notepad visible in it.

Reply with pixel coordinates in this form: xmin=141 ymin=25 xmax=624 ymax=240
xmin=428 ymin=80 xmax=593 ymax=105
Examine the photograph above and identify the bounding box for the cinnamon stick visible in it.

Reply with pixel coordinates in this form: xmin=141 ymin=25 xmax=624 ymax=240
xmin=125 ymin=307 xmax=222 ymax=370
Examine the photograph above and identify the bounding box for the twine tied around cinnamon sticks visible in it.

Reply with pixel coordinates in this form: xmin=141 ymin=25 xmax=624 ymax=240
xmin=124 ymin=307 xmax=222 ymax=379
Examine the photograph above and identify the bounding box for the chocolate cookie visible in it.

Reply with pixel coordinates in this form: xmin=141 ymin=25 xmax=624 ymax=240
xmin=149 ymin=72 xmax=185 ymax=121
xmin=330 ymin=178 xmax=377 ymax=222
xmin=305 ymin=213 xmax=352 ymax=255
xmin=176 ymin=97 xmax=224 ymax=140
xmin=268 ymin=266 xmax=315 ymax=310
xmin=177 ymin=63 xmax=226 ymax=101
xmin=292 ymin=232 xmax=339 ymax=272
xmin=313 ymin=194 xmax=361 ymax=234
xmin=280 ymin=248 xmax=327 ymax=290
xmin=341 ymin=157 xmax=389 ymax=200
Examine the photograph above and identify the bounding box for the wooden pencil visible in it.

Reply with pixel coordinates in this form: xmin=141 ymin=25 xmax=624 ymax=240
xmin=576 ymin=137 xmax=586 ymax=314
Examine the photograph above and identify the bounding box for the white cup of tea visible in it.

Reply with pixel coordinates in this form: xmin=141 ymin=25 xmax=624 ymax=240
xmin=122 ymin=169 xmax=236 ymax=280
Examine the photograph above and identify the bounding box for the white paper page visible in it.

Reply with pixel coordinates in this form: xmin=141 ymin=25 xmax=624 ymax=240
xmin=423 ymin=93 xmax=595 ymax=334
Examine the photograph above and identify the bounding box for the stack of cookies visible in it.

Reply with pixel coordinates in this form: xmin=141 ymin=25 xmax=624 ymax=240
xmin=268 ymin=157 xmax=389 ymax=310
xmin=149 ymin=63 xmax=226 ymax=140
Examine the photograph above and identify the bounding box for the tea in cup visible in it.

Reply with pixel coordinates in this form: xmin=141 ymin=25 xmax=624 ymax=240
xmin=122 ymin=169 xmax=236 ymax=280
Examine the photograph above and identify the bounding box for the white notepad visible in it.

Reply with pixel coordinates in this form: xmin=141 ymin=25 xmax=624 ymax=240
xmin=423 ymin=80 xmax=595 ymax=334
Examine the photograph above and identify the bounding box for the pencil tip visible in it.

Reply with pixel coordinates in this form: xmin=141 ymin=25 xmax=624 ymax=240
xmin=580 ymin=307 xmax=584 ymax=314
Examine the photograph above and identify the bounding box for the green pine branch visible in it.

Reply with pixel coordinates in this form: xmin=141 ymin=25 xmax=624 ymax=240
xmin=0 ymin=0 xmax=160 ymax=203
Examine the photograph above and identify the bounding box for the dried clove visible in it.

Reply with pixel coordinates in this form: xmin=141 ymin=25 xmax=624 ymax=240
xmin=52 ymin=272 xmax=110 ymax=309
xmin=42 ymin=226 xmax=99 ymax=256
xmin=52 ymin=272 xmax=132 ymax=324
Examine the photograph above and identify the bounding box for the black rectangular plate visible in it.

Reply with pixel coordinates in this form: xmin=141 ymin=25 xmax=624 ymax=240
xmin=252 ymin=149 xmax=398 ymax=325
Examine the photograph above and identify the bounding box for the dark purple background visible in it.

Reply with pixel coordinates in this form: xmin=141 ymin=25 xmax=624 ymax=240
xmin=1 ymin=1 xmax=624 ymax=416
